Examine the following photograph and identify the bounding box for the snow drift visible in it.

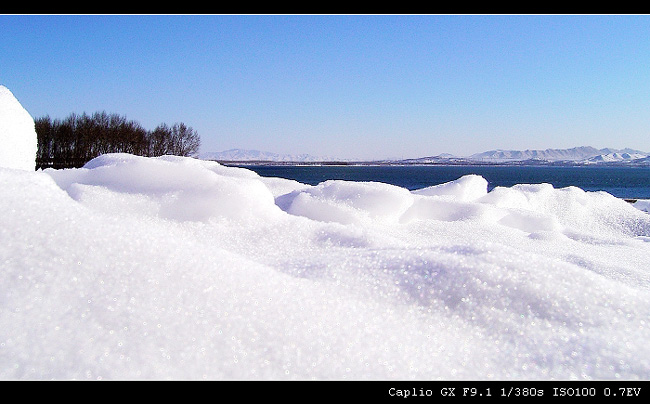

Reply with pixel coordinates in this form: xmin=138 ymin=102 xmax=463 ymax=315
xmin=2 ymin=88 xmax=650 ymax=380
xmin=0 ymin=86 xmax=36 ymax=171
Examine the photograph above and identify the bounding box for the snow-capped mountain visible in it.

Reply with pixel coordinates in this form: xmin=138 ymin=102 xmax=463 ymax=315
xmin=470 ymin=146 xmax=635 ymax=162
xmin=201 ymin=146 xmax=649 ymax=166
xmin=584 ymin=152 xmax=648 ymax=163
xmin=467 ymin=146 xmax=648 ymax=164
xmin=200 ymin=149 xmax=328 ymax=162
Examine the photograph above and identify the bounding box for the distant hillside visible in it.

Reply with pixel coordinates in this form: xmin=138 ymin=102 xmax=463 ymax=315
xmin=199 ymin=149 xmax=327 ymax=162
xmin=584 ymin=152 xmax=648 ymax=163
xmin=200 ymin=146 xmax=650 ymax=166
xmin=468 ymin=146 xmax=648 ymax=162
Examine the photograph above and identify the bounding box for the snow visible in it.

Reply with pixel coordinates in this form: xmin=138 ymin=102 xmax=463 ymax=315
xmin=587 ymin=152 xmax=648 ymax=163
xmin=634 ymin=199 xmax=650 ymax=213
xmin=465 ymin=147 xmax=649 ymax=165
xmin=0 ymin=86 xmax=37 ymax=171
xmin=2 ymin=89 xmax=650 ymax=380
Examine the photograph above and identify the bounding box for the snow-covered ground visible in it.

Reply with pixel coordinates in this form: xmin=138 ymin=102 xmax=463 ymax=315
xmin=2 ymin=86 xmax=650 ymax=380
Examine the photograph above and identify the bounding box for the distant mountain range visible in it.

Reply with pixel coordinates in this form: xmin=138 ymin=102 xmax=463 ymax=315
xmin=199 ymin=149 xmax=330 ymax=162
xmin=200 ymin=146 xmax=650 ymax=166
xmin=467 ymin=146 xmax=647 ymax=163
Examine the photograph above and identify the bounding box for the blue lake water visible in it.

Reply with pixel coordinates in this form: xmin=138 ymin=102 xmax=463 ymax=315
xmin=237 ymin=164 xmax=650 ymax=200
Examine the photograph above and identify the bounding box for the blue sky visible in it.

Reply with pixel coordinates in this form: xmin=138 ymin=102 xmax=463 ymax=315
xmin=2 ymin=14 xmax=650 ymax=160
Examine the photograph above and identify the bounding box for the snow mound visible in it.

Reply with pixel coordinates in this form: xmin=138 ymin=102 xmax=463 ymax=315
xmin=633 ymin=199 xmax=650 ymax=214
xmin=46 ymin=153 xmax=282 ymax=223
xmin=480 ymin=183 xmax=650 ymax=240
xmin=0 ymin=86 xmax=36 ymax=170
xmin=2 ymin=154 xmax=650 ymax=380
xmin=412 ymin=174 xmax=488 ymax=201
xmin=276 ymin=180 xmax=414 ymax=224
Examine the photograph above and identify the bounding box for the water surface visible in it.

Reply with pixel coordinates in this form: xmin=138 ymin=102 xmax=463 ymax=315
xmin=238 ymin=164 xmax=650 ymax=199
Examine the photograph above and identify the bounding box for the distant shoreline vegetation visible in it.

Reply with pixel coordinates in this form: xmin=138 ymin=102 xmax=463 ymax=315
xmin=35 ymin=111 xmax=200 ymax=169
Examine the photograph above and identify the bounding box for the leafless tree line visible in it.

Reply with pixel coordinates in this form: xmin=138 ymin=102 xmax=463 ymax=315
xmin=35 ymin=111 xmax=200 ymax=169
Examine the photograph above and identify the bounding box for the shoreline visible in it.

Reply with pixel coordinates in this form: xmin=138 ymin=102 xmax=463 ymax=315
xmin=215 ymin=159 xmax=650 ymax=168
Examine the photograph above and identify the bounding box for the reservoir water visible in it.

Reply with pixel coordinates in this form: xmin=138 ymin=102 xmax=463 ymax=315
xmin=236 ymin=164 xmax=650 ymax=200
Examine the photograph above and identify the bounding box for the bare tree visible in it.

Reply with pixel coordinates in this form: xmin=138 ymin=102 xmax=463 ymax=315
xmin=169 ymin=122 xmax=201 ymax=157
xmin=34 ymin=111 xmax=201 ymax=169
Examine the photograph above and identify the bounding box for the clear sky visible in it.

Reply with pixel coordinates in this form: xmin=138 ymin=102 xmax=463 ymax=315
xmin=2 ymin=14 xmax=650 ymax=160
